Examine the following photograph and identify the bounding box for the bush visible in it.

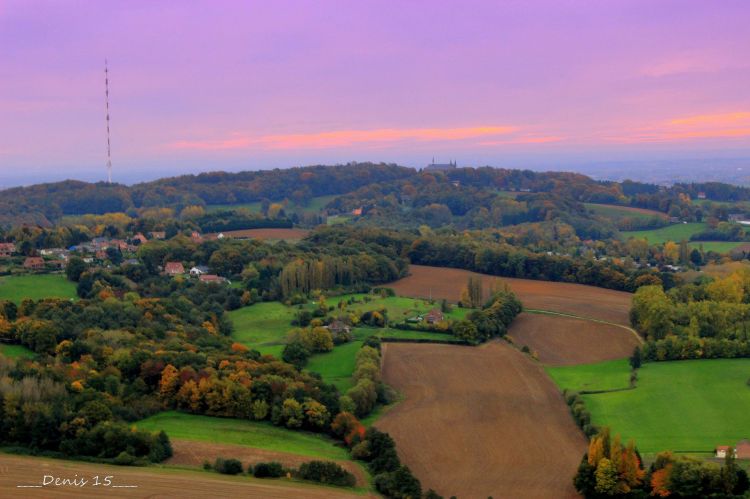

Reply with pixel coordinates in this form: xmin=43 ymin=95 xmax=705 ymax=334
xmin=113 ymin=451 xmax=136 ymax=465
xmin=253 ymin=461 xmax=285 ymax=478
xmin=297 ymin=460 xmax=356 ymax=487
xmin=214 ymin=457 xmax=243 ymax=475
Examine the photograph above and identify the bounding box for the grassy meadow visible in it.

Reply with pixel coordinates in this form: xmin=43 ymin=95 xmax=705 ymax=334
xmin=0 ymin=274 xmax=77 ymax=303
xmin=546 ymin=358 xmax=632 ymax=393
xmin=206 ymin=195 xmax=338 ymax=215
xmin=549 ymin=358 xmax=750 ymax=454
xmin=136 ymin=411 xmax=349 ymax=460
xmin=585 ymin=203 xmax=666 ymax=220
xmin=229 ymin=293 xmax=465 ymax=388
xmin=0 ymin=344 xmax=35 ymax=359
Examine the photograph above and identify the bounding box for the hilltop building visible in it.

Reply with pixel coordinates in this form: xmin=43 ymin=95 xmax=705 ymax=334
xmin=425 ymin=158 xmax=457 ymax=171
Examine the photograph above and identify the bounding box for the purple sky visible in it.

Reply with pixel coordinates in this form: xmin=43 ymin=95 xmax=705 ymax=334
xmin=1 ymin=0 xmax=749 ymax=186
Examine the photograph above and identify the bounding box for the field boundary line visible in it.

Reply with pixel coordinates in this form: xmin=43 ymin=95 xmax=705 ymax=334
xmin=524 ymin=308 xmax=644 ymax=345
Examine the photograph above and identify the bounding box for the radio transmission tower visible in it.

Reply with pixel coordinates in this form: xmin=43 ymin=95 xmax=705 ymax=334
xmin=104 ymin=59 xmax=113 ymax=184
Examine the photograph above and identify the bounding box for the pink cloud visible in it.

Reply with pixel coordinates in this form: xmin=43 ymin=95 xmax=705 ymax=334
xmin=168 ymin=126 xmax=519 ymax=151
xmin=477 ymin=136 xmax=563 ymax=146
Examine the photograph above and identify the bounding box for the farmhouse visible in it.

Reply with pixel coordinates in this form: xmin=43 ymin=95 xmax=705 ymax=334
xmin=715 ymin=445 xmax=732 ymax=459
xmin=190 ymin=265 xmax=209 ymax=276
xmin=425 ymin=308 xmax=445 ymax=324
xmin=190 ymin=231 xmax=204 ymax=243
xmin=164 ymin=262 xmax=185 ymax=276
xmin=23 ymin=257 xmax=45 ymax=270
xmin=737 ymin=439 xmax=750 ymax=459
xmin=150 ymin=231 xmax=166 ymax=240
xmin=697 ymin=192 xmax=707 ymax=199
xmin=0 ymin=243 xmax=16 ymax=258
xmin=199 ymin=274 xmax=227 ymax=284
xmin=132 ymin=233 xmax=149 ymax=245
xmin=327 ymin=320 xmax=351 ymax=335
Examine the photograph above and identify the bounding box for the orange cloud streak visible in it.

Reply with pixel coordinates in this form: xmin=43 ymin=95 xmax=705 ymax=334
xmin=170 ymin=126 xmax=518 ymax=151
xmin=670 ymin=112 xmax=750 ymax=127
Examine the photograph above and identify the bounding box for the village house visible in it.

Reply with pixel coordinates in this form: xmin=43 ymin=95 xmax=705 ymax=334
xmin=199 ymin=274 xmax=227 ymax=284
xmin=190 ymin=265 xmax=209 ymax=276
xmin=424 ymin=308 xmax=445 ymax=325
xmin=150 ymin=231 xmax=166 ymax=240
xmin=132 ymin=233 xmax=148 ymax=245
xmin=327 ymin=320 xmax=351 ymax=335
xmin=697 ymin=192 xmax=707 ymax=199
xmin=164 ymin=262 xmax=185 ymax=276
xmin=0 ymin=243 xmax=16 ymax=258
xmin=715 ymin=445 xmax=732 ymax=459
xmin=351 ymin=207 xmax=363 ymax=216
xmin=23 ymin=257 xmax=45 ymax=270
xmin=190 ymin=231 xmax=204 ymax=243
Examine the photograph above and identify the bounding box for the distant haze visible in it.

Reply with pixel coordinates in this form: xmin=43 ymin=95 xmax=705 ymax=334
xmin=1 ymin=0 xmax=749 ymax=187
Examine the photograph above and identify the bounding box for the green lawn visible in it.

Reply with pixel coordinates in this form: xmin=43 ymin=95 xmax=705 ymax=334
xmin=0 ymin=344 xmax=35 ymax=359
xmin=550 ymin=359 xmax=750 ymax=454
xmin=546 ymin=358 xmax=632 ymax=393
xmin=0 ymin=274 xmax=77 ymax=303
xmin=136 ymin=411 xmax=349 ymax=460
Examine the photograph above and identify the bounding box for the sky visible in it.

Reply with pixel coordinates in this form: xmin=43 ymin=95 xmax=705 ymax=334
xmin=1 ymin=0 xmax=749 ymax=186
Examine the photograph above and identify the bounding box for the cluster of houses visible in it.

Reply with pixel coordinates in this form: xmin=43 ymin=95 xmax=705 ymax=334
xmin=406 ymin=308 xmax=445 ymax=325
xmin=163 ymin=261 xmax=228 ymax=284
xmin=715 ymin=440 xmax=750 ymax=459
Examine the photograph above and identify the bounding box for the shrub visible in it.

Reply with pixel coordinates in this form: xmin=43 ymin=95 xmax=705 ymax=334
xmin=113 ymin=451 xmax=136 ymax=465
xmin=253 ymin=461 xmax=285 ymax=478
xmin=297 ymin=460 xmax=356 ymax=487
xmin=214 ymin=457 xmax=243 ymax=475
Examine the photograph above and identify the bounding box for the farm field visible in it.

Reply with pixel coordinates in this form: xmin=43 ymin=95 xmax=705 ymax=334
xmin=376 ymin=341 xmax=586 ymax=498
xmin=549 ymin=359 xmax=750 ymax=454
xmin=388 ymin=265 xmax=633 ymax=325
xmin=508 ymin=312 xmax=640 ymax=365
xmin=0 ymin=453 xmax=364 ymax=499
xmin=167 ymin=440 xmax=368 ymax=487
xmin=620 ymin=222 xmax=707 ymax=243
xmin=585 ymin=203 xmax=668 ymax=220
xmin=0 ymin=344 xmax=34 ymax=358
xmin=206 ymin=228 xmax=310 ymax=241
xmin=137 ymin=411 xmax=349 ymax=460
xmin=546 ymin=358 xmax=632 ymax=392
xmin=0 ymin=273 xmax=77 ymax=303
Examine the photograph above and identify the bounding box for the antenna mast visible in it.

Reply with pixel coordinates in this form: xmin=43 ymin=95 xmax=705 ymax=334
xmin=104 ymin=59 xmax=112 ymax=184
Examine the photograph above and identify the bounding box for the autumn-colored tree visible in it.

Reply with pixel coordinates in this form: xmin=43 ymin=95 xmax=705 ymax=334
xmin=460 ymin=276 xmax=484 ymax=308
xmin=158 ymin=364 xmax=180 ymax=400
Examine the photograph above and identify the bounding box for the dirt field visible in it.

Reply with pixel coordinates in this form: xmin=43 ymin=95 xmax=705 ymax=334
xmin=376 ymin=341 xmax=587 ymax=498
xmin=0 ymin=453 xmax=367 ymax=499
xmin=508 ymin=313 xmax=641 ymax=365
xmin=389 ymin=265 xmax=633 ymax=325
xmin=206 ymin=228 xmax=310 ymax=241
xmin=167 ymin=439 xmax=367 ymax=487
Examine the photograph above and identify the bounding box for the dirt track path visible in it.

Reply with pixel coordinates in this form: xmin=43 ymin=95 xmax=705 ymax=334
xmin=376 ymin=341 xmax=586 ymax=498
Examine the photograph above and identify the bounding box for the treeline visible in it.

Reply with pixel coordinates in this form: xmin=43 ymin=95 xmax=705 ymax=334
xmin=575 ymin=428 xmax=749 ymax=498
xmin=0 ymin=163 xmax=413 ymax=227
xmin=407 ymin=233 xmax=661 ymax=292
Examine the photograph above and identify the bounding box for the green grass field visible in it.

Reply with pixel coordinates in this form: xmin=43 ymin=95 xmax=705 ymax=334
xmin=621 ymin=223 xmax=745 ymax=253
xmin=136 ymin=411 xmax=350 ymax=460
xmin=546 ymin=358 xmax=631 ymax=393
xmin=620 ymin=223 xmax=707 ymax=244
xmin=207 ymin=195 xmax=338 ymax=215
xmin=585 ymin=203 xmax=666 ymax=220
xmin=549 ymin=359 xmax=750 ymax=454
xmin=228 ymin=302 xmax=297 ymax=356
xmin=0 ymin=274 xmax=77 ymax=303
xmin=229 ymin=294 xmax=464 ymax=389
xmin=0 ymin=344 xmax=35 ymax=359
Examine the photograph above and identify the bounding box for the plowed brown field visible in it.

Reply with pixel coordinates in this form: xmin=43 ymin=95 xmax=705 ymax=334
xmin=389 ymin=265 xmax=632 ymax=325
xmin=376 ymin=341 xmax=587 ymax=498
xmin=166 ymin=439 xmax=367 ymax=486
xmin=508 ymin=313 xmax=641 ymax=366
xmin=0 ymin=453 xmax=366 ymax=499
